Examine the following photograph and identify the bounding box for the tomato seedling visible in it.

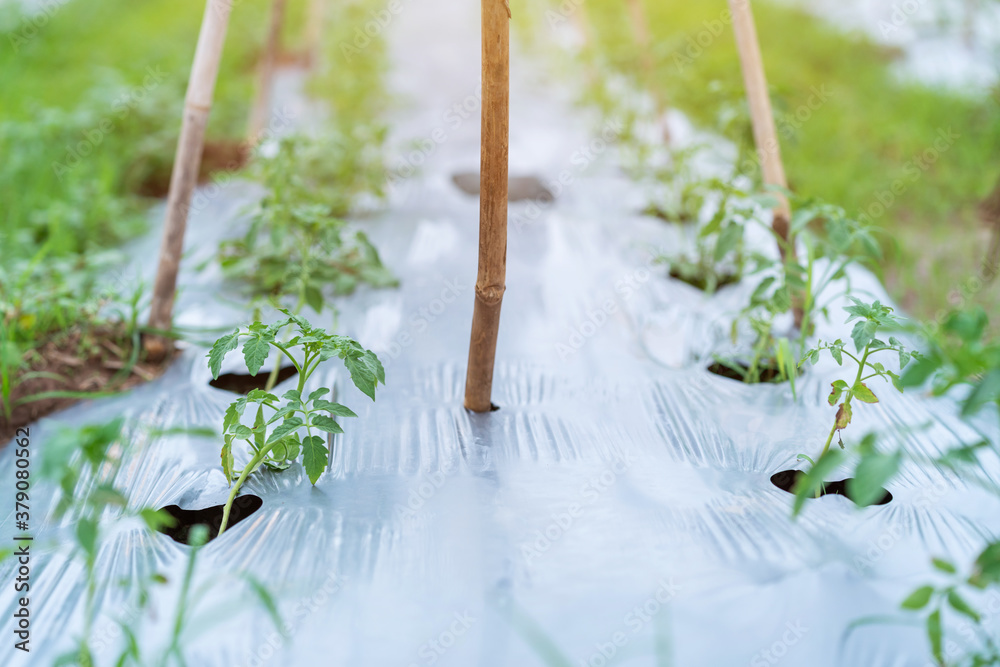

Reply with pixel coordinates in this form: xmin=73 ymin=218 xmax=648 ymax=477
xmin=208 ymin=310 xmax=384 ymax=535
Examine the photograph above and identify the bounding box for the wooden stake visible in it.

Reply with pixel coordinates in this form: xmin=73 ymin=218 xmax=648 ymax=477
xmin=464 ymin=0 xmax=510 ymax=413
xmin=728 ymin=0 xmax=792 ymax=253
xmin=248 ymin=0 xmax=288 ymax=144
xmin=145 ymin=0 xmax=233 ymax=359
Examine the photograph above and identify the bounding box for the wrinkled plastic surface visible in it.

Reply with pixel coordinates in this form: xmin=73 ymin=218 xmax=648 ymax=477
xmin=3 ymin=1 xmax=1000 ymax=666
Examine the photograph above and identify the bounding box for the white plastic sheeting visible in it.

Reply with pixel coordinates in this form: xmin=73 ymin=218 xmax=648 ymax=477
xmin=3 ymin=1 xmax=1000 ymax=665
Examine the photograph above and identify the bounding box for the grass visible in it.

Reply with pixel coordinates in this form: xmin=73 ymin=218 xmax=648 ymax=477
xmin=576 ymin=0 xmax=1000 ymax=323
xmin=0 ymin=0 xmax=280 ymax=257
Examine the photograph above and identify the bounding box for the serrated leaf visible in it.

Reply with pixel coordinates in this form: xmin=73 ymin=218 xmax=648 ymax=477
xmin=301 ymin=435 xmax=329 ymax=485
xmin=233 ymin=424 xmax=253 ymax=439
xmin=282 ymin=389 xmax=302 ymax=403
xmin=313 ymin=400 xmax=357 ymax=417
xmin=901 ymin=585 xmax=934 ymax=610
xmin=208 ymin=330 xmax=240 ymax=379
xmin=828 ymin=380 xmax=849 ymax=406
xmin=311 ymin=414 xmax=344 ymax=434
xmin=831 ymin=345 xmax=843 ymax=366
xmin=242 ymin=336 xmax=272 ymax=376
xmin=851 ymin=319 xmax=878 ymax=352
xmin=266 ymin=417 xmax=304 ymax=445
xmin=853 ymin=382 xmax=879 ymax=404
xmin=246 ymin=389 xmax=279 ymax=404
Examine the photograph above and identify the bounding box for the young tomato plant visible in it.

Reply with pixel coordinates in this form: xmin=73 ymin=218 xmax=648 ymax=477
xmin=208 ymin=311 xmax=384 ymax=535
xmin=802 ymin=298 xmax=917 ymax=459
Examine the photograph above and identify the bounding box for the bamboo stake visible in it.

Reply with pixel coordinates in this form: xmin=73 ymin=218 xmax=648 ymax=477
xmin=625 ymin=0 xmax=670 ymax=143
xmin=728 ymin=0 xmax=792 ymax=254
xmin=464 ymin=0 xmax=510 ymax=413
xmin=145 ymin=0 xmax=234 ymax=359
xmin=248 ymin=0 xmax=288 ymax=144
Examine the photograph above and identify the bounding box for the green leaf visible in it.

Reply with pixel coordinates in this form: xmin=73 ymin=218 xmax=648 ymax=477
xmin=313 ymin=400 xmax=357 ymax=417
xmin=931 ymin=558 xmax=956 ymax=574
xmin=792 ymin=449 xmax=844 ymax=517
xmin=304 ymin=284 xmax=324 ymax=313
xmin=307 ymin=387 xmax=331 ymax=402
xmin=973 ymin=542 xmax=1000 ymax=587
xmin=311 ymin=414 xmax=344 ymax=434
xmin=242 ymin=336 xmax=272 ymax=376
xmin=76 ymin=517 xmax=99 ymax=558
xmin=962 ymin=370 xmax=1000 ymax=418
xmin=900 ymin=356 xmax=939 ymax=388
xmin=243 ymin=575 xmax=286 ymax=634
xmin=946 ymin=590 xmax=980 ymax=622
xmin=828 ymin=380 xmax=849 ymax=406
xmin=848 ymin=450 xmax=900 ymax=507
xmin=254 ymin=405 xmax=266 ymax=451
xmin=233 ymin=424 xmax=253 ymax=439
xmin=301 ymin=435 xmax=329 ymax=485
xmin=714 ymin=223 xmax=743 ymax=262
xmin=208 ymin=330 xmax=240 ymax=379
xmin=901 ymin=585 xmax=934 ymax=610
xmin=830 ymin=345 xmax=843 ymax=366
xmin=140 ymin=508 xmax=176 ymax=533
xmin=344 ymin=350 xmax=383 ymax=400
xmin=927 ymin=609 xmax=943 ymax=663
xmin=266 ymin=417 xmax=304 ymax=445
xmin=851 ymin=319 xmax=878 ymax=352
xmin=853 ymin=382 xmax=879 ymax=404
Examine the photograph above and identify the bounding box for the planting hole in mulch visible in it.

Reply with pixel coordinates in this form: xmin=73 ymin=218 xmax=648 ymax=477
xmin=209 ymin=365 xmax=298 ymax=394
xmin=156 ymin=494 xmax=263 ymax=545
xmin=132 ymin=139 xmax=251 ymax=199
xmin=706 ymin=361 xmax=796 ymax=384
xmin=0 ymin=326 xmax=174 ymax=445
xmin=451 ymin=172 xmax=555 ymax=203
xmin=770 ymin=470 xmax=893 ymax=506
xmin=668 ymin=267 xmax=740 ymax=293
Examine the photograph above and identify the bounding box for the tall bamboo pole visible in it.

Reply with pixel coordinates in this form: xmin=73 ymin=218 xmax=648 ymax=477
xmin=728 ymin=0 xmax=792 ymax=255
xmin=464 ymin=0 xmax=510 ymax=413
xmin=247 ymin=0 xmax=288 ymax=143
xmin=145 ymin=0 xmax=233 ymax=359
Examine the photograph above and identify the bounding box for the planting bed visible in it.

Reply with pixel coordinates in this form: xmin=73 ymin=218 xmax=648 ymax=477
xmin=1 ymin=1 xmax=999 ymax=666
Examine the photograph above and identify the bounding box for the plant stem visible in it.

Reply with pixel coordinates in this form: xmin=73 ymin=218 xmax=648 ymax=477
xmin=820 ymin=341 xmax=872 ymax=456
xmin=218 ymin=442 xmax=274 ymax=536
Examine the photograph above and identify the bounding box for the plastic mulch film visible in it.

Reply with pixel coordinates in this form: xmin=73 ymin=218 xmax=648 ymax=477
xmin=3 ymin=1 xmax=1000 ymax=665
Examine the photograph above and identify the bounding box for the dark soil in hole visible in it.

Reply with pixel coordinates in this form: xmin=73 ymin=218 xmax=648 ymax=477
xmin=668 ymin=267 xmax=740 ymax=292
xmin=707 ymin=361 xmax=792 ymax=384
xmin=209 ymin=365 xmax=298 ymax=394
xmin=451 ymin=172 xmax=555 ymax=203
xmin=157 ymin=494 xmax=263 ymax=544
xmin=0 ymin=325 xmax=174 ymax=445
xmin=770 ymin=470 xmax=893 ymax=506
xmin=132 ymin=140 xmax=251 ymax=199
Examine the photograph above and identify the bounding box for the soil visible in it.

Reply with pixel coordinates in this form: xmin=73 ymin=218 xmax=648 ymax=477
xmin=209 ymin=365 xmax=299 ymax=395
xmin=157 ymin=494 xmax=264 ymax=544
xmin=451 ymin=172 xmax=555 ymax=203
xmin=770 ymin=469 xmax=893 ymax=506
xmin=0 ymin=325 xmax=174 ymax=444
xmin=669 ymin=267 xmax=740 ymax=292
xmin=707 ymin=360 xmax=792 ymax=384
xmin=133 ymin=139 xmax=252 ymax=199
